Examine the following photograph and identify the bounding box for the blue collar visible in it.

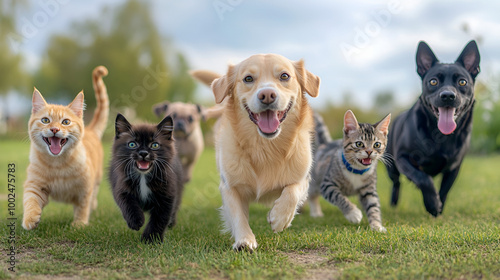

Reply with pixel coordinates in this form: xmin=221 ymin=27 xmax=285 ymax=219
xmin=342 ymin=153 xmax=370 ymax=175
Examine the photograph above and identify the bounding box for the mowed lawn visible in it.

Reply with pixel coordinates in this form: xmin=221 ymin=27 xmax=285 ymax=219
xmin=1 ymin=139 xmax=499 ymax=280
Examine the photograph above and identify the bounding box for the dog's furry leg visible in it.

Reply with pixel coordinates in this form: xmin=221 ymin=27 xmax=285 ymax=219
xmin=220 ymin=184 xmax=257 ymax=252
xmin=396 ymin=155 xmax=442 ymax=216
xmin=268 ymin=180 xmax=308 ymax=232
xmin=439 ymin=167 xmax=461 ymax=214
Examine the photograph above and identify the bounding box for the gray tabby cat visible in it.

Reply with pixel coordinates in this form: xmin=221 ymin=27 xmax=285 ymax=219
xmin=309 ymin=110 xmax=391 ymax=232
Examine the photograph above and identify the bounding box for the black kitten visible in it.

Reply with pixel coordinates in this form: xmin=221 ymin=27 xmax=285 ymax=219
xmin=109 ymin=113 xmax=184 ymax=243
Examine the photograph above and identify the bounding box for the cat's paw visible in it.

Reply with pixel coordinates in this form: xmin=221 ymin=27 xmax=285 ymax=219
xmin=141 ymin=232 xmax=163 ymax=244
xmin=267 ymin=204 xmax=295 ymax=233
xmin=344 ymin=207 xmax=363 ymax=224
xmin=71 ymin=220 xmax=88 ymax=228
xmin=22 ymin=214 xmax=41 ymax=230
xmin=127 ymin=214 xmax=145 ymax=231
xmin=370 ymin=224 xmax=387 ymax=233
xmin=233 ymin=236 xmax=258 ymax=252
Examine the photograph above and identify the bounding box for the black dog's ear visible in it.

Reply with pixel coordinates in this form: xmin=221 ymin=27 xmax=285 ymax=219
xmin=157 ymin=115 xmax=174 ymax=140
xmin=152 ymin=101 xmax=170 ymax=118
xmin=455 ymin=40 xmax=480 ymax=80
xmin=416 ymin=41 xmax=439 ymax=79
xmin=115 ymin=113 xmax=132 ymax=138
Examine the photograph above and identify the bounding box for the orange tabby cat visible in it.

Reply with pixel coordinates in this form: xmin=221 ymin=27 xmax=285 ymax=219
xmin=22 ymin=66 xmax=109 ymax=230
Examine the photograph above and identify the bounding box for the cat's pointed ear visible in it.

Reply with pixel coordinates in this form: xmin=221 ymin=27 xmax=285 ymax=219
xmin=375 ymin=113 xmax=391 ymax=136
xmin=157 ymin=115 xmax=174 ymax=140
xmin=416 ymin=41 xmax=439 ymax=79
xmin=68 ymin=91 xmax=85 ymax=118
xmin=115 ymin=113 xmax=132 ymax=138
xmin=32 ymin=88 xmax=47 ymax=114
xmin=343 ymin=110 xmax=359 ymax=136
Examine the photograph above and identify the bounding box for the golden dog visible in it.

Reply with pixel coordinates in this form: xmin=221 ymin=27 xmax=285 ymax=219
xmin=209 ymin=54 xmax=320 ymax=251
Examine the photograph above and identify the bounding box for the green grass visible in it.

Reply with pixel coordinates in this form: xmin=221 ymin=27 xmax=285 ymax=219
xmin=1 ymin=139 xmax=499 ymax=279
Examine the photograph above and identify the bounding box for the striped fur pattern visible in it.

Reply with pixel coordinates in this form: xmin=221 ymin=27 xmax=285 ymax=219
xmin=312 ymin=112 xmax=332 ymax=154
xmin=22 ymin=66 xmax=109 ymax=230
xmin=309 ymin=110 xmax=391 ymax=232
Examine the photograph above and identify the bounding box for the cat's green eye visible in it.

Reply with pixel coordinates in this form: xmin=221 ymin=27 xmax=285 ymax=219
xmin=41 ymin=117 xmax=50 ymax=124
xmin=458 ymin=79 xmax=467 ymax=86
xmin=355 ymin=141 xmax=364 ymax=148
xmin=429 ymin=79 xmax=438 ymax=86
xmin=62 ymin=119 xmax=71 ymax=125
xmin=150 ymin=142 xmax=160 ymax=150
xmin=128 ymin=142 xmax=137 ymax=149
xmin=373 ymin=142 xmax=381 ymax=149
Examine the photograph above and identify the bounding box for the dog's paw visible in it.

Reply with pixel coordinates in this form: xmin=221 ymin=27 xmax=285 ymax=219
xmin=22 ymin=214 xmax=41 ymax=230
xmin=344 ymin=207 xmax=363 ymax=224
xmin=267 ymin=204 xmax=295 ymax=233
xmin=423 ymin=194 xmax=442 ymax=217
xmin=233 ymin=236 xmax=258 ymax=252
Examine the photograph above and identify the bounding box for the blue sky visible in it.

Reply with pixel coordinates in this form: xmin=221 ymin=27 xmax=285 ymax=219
xmin=8 ymin=0 xmax=500 ymax=115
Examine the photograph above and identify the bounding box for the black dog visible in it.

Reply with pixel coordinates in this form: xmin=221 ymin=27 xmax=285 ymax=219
xmin=386 ymin=40 xmax=480 ymax=216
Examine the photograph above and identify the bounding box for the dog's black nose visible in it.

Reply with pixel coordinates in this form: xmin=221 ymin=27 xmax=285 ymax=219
xmin=258 ymin=89 xmax=276 ymax=105
xmin=440 ymin=91 xmax=456 ymax=102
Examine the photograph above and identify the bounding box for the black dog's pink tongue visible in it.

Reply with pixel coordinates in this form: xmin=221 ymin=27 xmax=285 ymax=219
xmin=257 ymin=110 xmax=280 ymax=134
xmin=49 ymin=137 xmax=62 ymax=155
xmin=438 ymin=107 xmax=457 ymax=135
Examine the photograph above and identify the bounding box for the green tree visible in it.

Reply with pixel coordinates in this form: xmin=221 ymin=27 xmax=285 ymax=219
xmin=34 ymin=0 xmax=196 ymax=121
xmin=0 ymin=0 xmax=29 ymax=94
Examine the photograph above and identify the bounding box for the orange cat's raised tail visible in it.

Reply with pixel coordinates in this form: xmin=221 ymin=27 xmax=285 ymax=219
xmin=87 ymin=66 xmax=109 ymax=138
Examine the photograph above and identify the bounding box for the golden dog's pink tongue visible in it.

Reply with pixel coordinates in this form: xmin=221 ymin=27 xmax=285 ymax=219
xmin=438 ymin=107 xmax=456 ymax=135
xmin=257 ymin=110 xmax=280 ymax=134
xmin=49 ymin=137 xmax=63 ymax=155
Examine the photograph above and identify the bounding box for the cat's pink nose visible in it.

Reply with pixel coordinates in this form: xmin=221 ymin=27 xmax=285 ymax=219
xmin=366 ymin=150 xmax=372 ymax=156
xmin=50 ymin=127 xmax=60 ymax=134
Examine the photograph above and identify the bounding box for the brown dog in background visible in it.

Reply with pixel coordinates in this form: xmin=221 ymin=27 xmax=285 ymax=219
xmin=207 ymin=54 xmax=320 ymax=251
xmin=153 ymin=101 xmax=204 ymax=183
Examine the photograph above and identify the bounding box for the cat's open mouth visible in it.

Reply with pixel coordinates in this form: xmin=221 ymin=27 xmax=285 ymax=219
xmin=43 ymin=136 xmax=67 ymax=155
xmin=136 ymin=160 xmax=151 ymax=171
xmin=358 ymin=158 xmax=372 ymax=166
xmin=244 ymin=101 xmax=292 ymax=137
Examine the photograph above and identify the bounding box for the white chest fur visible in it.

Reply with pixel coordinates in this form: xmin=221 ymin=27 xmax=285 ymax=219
xmin=341 ymin=166 xmax=375 ymax=190
xmin=139 ymin=175 xmax=152 ymax=202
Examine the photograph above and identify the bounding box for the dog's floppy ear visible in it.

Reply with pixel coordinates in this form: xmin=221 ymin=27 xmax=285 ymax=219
xmin=294 ymin=60 xmax=320 ymax=98
xmin=455 ymin=40 xmax=480 ymax=80
xmin=416 ymin=41 xmax=439 ymax=79
xmin=343 ymin=110 xmax=359 ymax=136
xmin=152 ymin=101 xmax=170 ymax=118
xmin=211 ymin=65 xmax=235 ymax=104
xmin=374 ymin=113 xmax=391 ymax=136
